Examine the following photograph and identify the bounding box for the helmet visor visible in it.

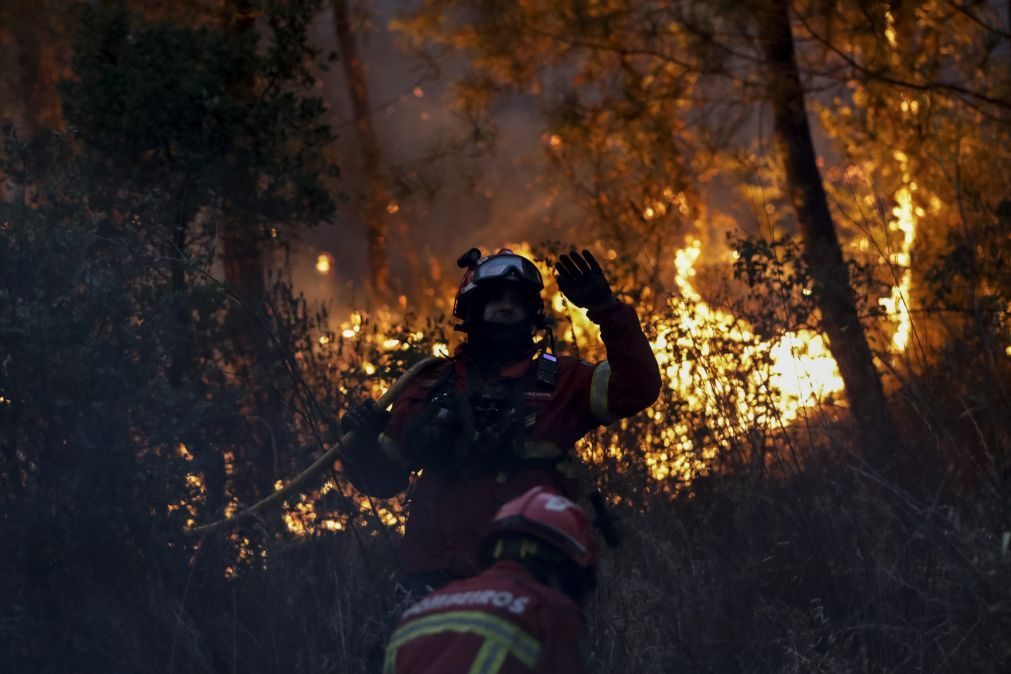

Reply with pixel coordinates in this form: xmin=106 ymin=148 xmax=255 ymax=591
xmin=473 ymin=255 xmax=543 ymax=289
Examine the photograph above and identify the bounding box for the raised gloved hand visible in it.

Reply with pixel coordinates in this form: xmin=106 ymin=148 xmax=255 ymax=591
xmin=341 ymin=399 xmax=391 ymax=438
xmin=554 ymin=249 xmax=618 ymax=310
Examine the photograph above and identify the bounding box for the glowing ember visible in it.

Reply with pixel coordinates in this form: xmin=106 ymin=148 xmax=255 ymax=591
xmin=176 ymin=443 xmax=194 ymax=461
xmin=884 ymin=9 xmax=898 ymax=48
xmin=359 ymin=498 xmax=403 ymax=530
xmin=316 ymin=252 xmax=334 ymax=274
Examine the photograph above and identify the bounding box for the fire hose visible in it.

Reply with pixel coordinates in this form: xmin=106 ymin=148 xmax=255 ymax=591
xmin=184 ymin=356 xmax=441 ymax=536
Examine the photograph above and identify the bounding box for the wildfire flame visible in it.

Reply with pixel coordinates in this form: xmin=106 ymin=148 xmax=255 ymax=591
xmin=540 ymin=238 xmax=845 ymax=481
xmin=878 ymin=149 xmax=920 ymax=353
xmin=180 ymin=215 xmax=927 ymax=539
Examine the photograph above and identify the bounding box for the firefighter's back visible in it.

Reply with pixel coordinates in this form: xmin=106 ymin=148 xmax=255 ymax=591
xmin=384 ymin=559 xmax=585 ymax=674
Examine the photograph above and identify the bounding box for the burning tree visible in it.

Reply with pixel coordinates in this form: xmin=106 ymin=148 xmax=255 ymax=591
xmin=390 ymin=0 xmax=1010 ymax=473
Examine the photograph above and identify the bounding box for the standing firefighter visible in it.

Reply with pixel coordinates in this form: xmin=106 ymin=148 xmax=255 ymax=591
xmin=342 ymin=248 xmax=661 ymax=594
xmin=383 ymin=487 xmax=597 ymax=674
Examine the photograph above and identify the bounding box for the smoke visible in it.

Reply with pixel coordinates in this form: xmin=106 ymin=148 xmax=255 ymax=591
xmin=288 ymin=2 xmax=580 ymax=312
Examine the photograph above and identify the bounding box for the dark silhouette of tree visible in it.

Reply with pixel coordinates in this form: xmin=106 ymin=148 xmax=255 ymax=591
xmin=755 ymin=0 xmax=901 ymax=457
xmin=56 ymin=2 xmax=337 ymax=504
xmin=219 ymin=0 xmax=267 ymax=353
xmin=333 ymin=0 xmax=392 ymax=298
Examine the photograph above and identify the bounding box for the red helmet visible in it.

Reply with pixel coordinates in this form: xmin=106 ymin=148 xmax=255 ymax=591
xmin=452 ymin=248 xmax=544 ymax=326
xmin=483 ymin=487 xmax=597 ymax=572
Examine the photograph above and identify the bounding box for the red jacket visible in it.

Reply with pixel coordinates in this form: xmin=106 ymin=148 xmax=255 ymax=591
xmin=384 ymin=560 xmax=588 ymax=674
xmin=345 ymin=301 xmax=661 ymax=577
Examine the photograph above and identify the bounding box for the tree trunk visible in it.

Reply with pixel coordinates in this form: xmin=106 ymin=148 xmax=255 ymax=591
xmin=220 ymin=0 xmax=267 ymax=324
xmin=333 ymin=0 xmax=390 ymax=298
xmin=220 ymin=0 xmax=266 ymax=299
xmin=218 ymin=0 xmax=277 ymax=503
xmin=757 ymin=1 xmax=902 ymax=460
xmin=168 ymin=211 xmax=191 ymax=387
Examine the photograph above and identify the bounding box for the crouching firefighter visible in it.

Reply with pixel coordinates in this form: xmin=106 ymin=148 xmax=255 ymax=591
xmin=383 ymin=487 xmax=597 ymax=674
xmin=341 ymin=247 xmax=661 ymax=596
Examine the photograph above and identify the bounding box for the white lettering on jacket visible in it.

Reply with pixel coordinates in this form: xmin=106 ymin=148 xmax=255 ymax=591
xmin=402 ymin=589 xmax=532 ymax=620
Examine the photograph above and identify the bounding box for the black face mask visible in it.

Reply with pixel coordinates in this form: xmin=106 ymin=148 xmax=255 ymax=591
xmin=467 ymin=319 xmax=534 ymax=365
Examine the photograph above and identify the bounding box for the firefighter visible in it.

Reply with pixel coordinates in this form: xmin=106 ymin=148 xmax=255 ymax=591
xmin=383 ymin=487 xmax=597 ymax=674
xmin=342 ymin=247 xmax=661 ymax=595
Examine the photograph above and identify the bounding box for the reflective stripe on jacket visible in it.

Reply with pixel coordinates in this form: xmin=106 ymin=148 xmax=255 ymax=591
xmin=384 ymin=561 xmax=586 ymax=674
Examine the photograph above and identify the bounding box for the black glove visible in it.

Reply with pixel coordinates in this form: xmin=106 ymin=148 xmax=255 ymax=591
xmin=341 ymin=399 xmax=391 ymax=438
xmin=554 ymin=249 xmax=617 ymax=310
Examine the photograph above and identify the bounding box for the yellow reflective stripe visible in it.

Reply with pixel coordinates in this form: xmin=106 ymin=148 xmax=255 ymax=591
xmin=386 ymin=610 xmax=541 ymax=671
xmin=470 ymin=640 xmax=509 ymax=674
xmin=389 ymin=611 xmax=541 ymax=663
xmin=377 ymin=432 xmax=410 ymax=468
xmin=590 ymin=361 xmax=619 ymax=425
